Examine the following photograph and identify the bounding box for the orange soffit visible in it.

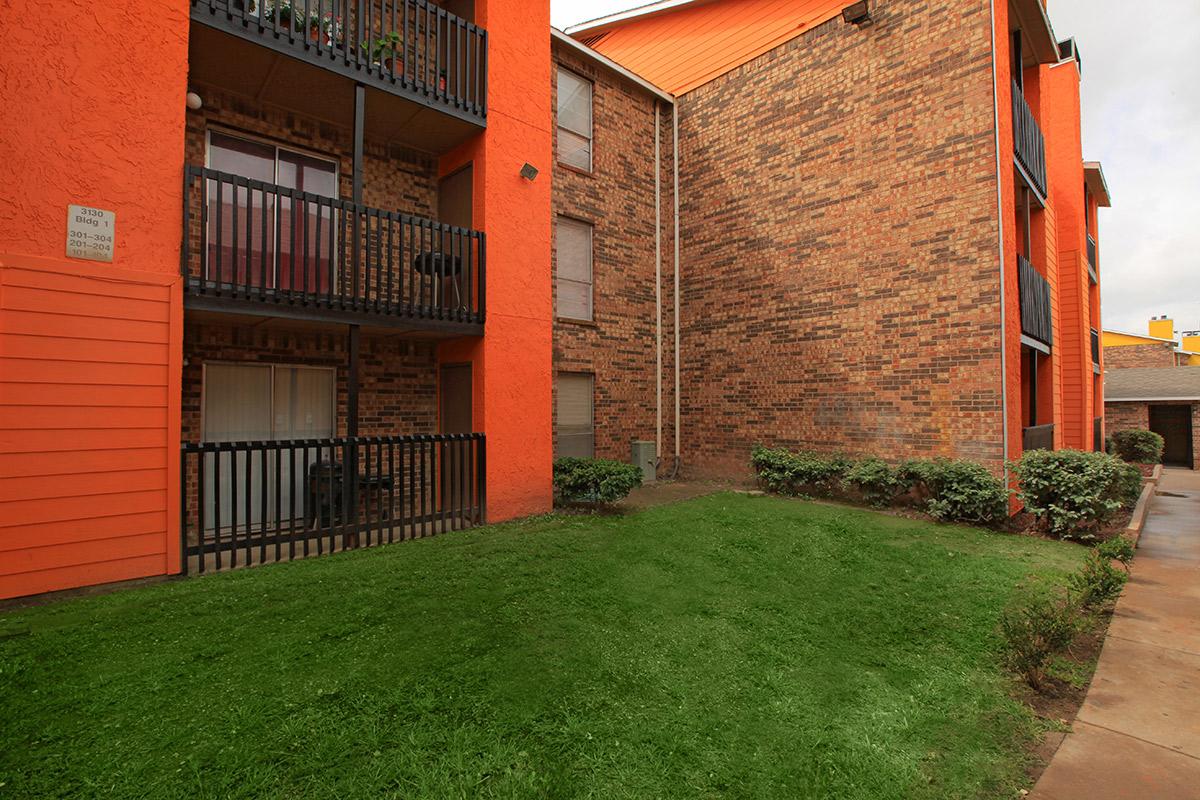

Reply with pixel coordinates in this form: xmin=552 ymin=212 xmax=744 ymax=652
xmin=571 ymin=0 xmax=853 ymax=95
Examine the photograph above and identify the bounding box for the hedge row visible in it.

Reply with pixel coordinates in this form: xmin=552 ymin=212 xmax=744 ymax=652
xmin=751 ymin=445 xmax=1143 ymax=537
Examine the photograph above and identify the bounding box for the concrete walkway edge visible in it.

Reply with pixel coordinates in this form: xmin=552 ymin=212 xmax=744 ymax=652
xmin=1031 ymin=468 xmax=1200 ymax=800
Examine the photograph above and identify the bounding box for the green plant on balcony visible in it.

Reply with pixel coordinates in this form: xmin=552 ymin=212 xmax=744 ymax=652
xmin=261 ymin=0 xmax=343 ymax=43
xmin=364 ymin=31 xmax=405 ymax=72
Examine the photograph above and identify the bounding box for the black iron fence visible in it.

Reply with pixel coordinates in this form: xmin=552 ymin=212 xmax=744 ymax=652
xmin=1086 ymin=234 xmax=1098 ymax=283
xmin=180 ymin=433 xmax=485 ymax=574
xmin=192 ymin=0 xmax=487 ymax=119
xmin=1022 ymin=423 xmax=1055 ymax=453
xmin=1094 ymin=417 xmax=1104 ymax=452
xmin=1091 ymin=327 xmax=1100 ymax=364
xmin=183 ymin=166 xmax=484 ymax=324
xmin=1012 ymin=81 xmax=1047 ymax=198
xmin=1018 ymin=254 xmax=1052 ymax=347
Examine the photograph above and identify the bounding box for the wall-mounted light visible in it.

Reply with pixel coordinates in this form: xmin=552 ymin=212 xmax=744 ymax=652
xmin=842 ymin=0 xmax=872 ymax=26
xmin=519 ymin=162 xmax=539 ymax=181
xmin=186 ymin=91 xmax=203 ymax=111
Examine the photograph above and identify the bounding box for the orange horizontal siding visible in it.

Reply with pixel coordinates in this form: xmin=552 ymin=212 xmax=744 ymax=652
xmin=0 ymin=257 xmax=182 ymax=599
xmin=1 ymin=511 xmax=167 ymax=553
xmin=0 ymin=448 xmax=168 ymax=479
xmin=579 ymin=0 xmax=851 ymax=94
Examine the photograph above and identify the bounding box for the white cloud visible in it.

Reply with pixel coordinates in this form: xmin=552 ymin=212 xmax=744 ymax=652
xmin=550 ymin=0 xmax=1200 ymax=337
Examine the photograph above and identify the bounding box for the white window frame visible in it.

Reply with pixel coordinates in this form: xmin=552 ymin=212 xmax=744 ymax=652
xmin=555 ymin=215 xmax=594 ymax=322
xmin=556 ymin=68 xmax=594 ymax=171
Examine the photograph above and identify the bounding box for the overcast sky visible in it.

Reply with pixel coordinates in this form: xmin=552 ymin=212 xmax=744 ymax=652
xmin=551 ymin=0 xmax=1200 ymax=340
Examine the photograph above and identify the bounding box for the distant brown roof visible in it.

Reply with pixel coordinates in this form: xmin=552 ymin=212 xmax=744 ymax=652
xmin=1105 ymin=367 xmax=1200 ymax=402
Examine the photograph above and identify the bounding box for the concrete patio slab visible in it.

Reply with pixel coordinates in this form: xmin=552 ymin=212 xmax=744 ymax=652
xmin=1031 ymin=722 xmax=1200 ymax=800
xmin=1077 ymin=636 xmax=1200 ymax=756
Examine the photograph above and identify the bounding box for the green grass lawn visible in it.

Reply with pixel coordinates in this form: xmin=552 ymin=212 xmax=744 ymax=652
xmin=0 ymin=494 xmax=1083 ymax=799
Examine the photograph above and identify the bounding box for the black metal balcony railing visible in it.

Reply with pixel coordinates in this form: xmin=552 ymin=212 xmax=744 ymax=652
xmin=1012 ymin=81 xmax=1047 ymax=198
xmin=1022 ymin=423 xmax=1055 ymax=453
xmin=181 ymin=433 xmax=485 ymax=574
xmin=182 ymin=166 xmax=485 ymax=326
xmin=1086 ymin=234 xmax=1098 ymax=283
xmin=1018 ymin=254 xmax=1052 ymax=347
xmin=1091 ymin=327 xmax=1100 ymax=364
xmin=1094 ymin=417 xmax=1104 ymax=453
xmin=192 ymin=0 xmax=487 ymax=123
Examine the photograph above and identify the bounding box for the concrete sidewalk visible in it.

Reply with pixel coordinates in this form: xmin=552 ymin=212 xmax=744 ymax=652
xmin=1031 ymin=468 xmax=1200 ymax=800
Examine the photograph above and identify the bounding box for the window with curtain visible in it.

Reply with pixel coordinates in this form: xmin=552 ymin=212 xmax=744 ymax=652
xmin=557 ymin=69 xmax=592 ymax=170
xmin=206 ymin=131 xmax=338 ymax=294
xmin=556 ymin=216 xmax=593 ymax=321
xmin=556 ymin=373 xmax=594 ymax=459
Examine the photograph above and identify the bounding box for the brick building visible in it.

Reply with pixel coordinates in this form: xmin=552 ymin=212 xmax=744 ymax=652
xmin=1 ymin=0 xmax=554 ymax=599
xmin=2 ymin=0 xmax=1118 ymax=599
xmin=1104 ymin=369 xmax=1200 ymax=469
xmin=564 ymin=0 xmax=1111 ymax=478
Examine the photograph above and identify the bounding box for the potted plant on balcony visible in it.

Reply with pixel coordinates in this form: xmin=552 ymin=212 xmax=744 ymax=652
xmin=365 ymin=31 xmax=404 ymax=75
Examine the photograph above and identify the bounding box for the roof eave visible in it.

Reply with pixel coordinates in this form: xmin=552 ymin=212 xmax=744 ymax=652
xmin=550 ymin=28 xmax=675 ymax=102
xmin=1084 ymin=161 xmax=1112 ymax=207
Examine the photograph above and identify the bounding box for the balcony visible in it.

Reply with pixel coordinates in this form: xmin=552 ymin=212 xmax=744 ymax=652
xmin=182 ymin=166 xmax=485 ymax=334
xmin=180 ymin=433 xmax=485 ymax=574
xmin=1091 ymin=327 xmax=1100 ymax=366
xmin=1011 ymin=81 xmax=1047 ymax=200
xmin=1022 ymin=423 xmax=1054 ymax=453
xmin=190 ymin=0 xmax=486 ymax=152
xmin=1018 ymin=254 xmax=1052 ymax=349
xmin=1086 ymin=234 xmax=1098 ymax=283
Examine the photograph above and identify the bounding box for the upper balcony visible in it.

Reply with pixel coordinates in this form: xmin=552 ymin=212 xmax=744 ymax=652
xmin=181 ymin=165 xmax=485 ymax=335
xmin=190 ymin=0 xmax=486 ymax=154
xmin=1011 ymin=81 xmax=1047 ymax=201
xmin=1018 ymin=254 xmax=1052 ymax=350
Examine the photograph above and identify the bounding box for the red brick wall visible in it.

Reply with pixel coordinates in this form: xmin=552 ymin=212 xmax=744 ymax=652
xmin=550 ymin=44 xmax=677 ymax=473
xmin=1103 ymin=343 xmax=1178 ymax=369
xmin=182 ymin=322 xmax=438 ymax=444
xmin=673 ymin=0 xmax=1003 ymax=478
xmin=1105 ymin=400 xmax=1200 ymax=470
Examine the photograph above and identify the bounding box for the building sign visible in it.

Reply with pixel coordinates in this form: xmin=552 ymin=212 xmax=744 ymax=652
xmin=66 ymin=205 xmax=115 ymax=262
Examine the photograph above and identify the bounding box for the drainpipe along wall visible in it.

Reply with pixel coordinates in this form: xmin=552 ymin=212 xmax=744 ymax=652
xmin=672 ymin=100 xmax=681 ymax=475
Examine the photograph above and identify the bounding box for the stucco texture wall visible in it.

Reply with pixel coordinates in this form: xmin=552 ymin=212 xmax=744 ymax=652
xmin=0 ymin=1 xmax=188 ymax=598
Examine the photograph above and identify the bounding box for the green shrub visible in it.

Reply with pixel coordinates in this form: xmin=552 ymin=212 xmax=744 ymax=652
xmin=750 ymin=446 xmax=850 ymax=496
xmin=921 ymin=459 xmax=1009 ymax=525
xmin=1012 ymin=449 xmax=1144 ymax=539
xmin=553 ymin=457 xmax=643 ymax=504
xmin=1000 ymin=593 xmax=1080 ymax=688
xmin=1110 ymin=430 xmax=1165 ymax=464
xmin=842 ymin=458 xmax=901 ymax=506
xmin=1097 ymin=535 xmax=1136 ymax=567
xmin=1069 ymin=551 xmax=1128 ymax=609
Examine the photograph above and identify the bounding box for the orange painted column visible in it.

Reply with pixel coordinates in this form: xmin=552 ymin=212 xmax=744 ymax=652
xmin=1043 ymin=57 xmax=1089 ymax=450
xmin=437 ymin=0 xmax=554 ymax=522
xmin=0 ymin=1 xmax=189 ymax=598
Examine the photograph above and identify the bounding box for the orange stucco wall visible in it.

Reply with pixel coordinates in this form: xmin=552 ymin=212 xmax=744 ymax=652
xmin=437 ymin=0 xmax=554 ymax=522
xmin=0 ymin=1 xmax=188 ymax=598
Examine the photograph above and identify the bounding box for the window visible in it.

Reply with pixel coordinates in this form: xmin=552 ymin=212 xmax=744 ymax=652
xmin=556 ymin=373 xmax=594 ymax=458
xmin=556 ymin=217 xmax=593 ymax=321
xmin=557 ymin=69 xmax=592 ymax=170
xmin=205 ymin=131 xmax=338 ymax=293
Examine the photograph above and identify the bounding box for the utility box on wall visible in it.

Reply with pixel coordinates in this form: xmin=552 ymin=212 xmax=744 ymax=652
xmin=631 ymin=441 xmax=657 ymax=484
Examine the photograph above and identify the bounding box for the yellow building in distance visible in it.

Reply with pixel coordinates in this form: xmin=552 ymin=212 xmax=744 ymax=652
xmin=1103 ymin=317 xmax=1200 ymax=367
